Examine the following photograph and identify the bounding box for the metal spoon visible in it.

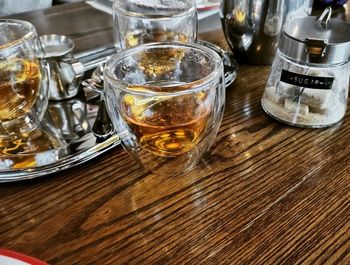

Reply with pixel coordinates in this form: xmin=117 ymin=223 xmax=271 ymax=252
xmin=82 ymin=63 xmax=114 ymax=140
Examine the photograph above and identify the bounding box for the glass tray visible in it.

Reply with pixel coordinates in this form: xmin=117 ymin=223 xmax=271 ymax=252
xmin=0 ymin=41 xmax=237 ymax=183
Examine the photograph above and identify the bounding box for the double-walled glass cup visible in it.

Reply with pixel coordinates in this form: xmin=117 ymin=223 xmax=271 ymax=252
xmin=0 ymin=19 xmax=49 ymax=136
xmin=0 ymin=20 xmax=66 ymax=171
xmin=112 ymin=0 xmax=197 ymax=51
xmin=104 ymin=42 xmax=225 ymax=175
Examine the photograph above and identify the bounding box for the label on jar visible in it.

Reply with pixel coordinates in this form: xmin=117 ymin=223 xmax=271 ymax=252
xmin=280 ymin=69 xmax=334 ymax=90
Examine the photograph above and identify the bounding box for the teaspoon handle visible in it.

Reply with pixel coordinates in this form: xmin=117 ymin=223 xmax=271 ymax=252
xmin=92 ymin=99 xmax=114 ymax=141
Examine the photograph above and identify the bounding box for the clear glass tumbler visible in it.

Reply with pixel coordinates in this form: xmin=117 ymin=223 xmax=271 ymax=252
xmin=112 ymin=0 xmax=197 ymax=51
xmin=104 ymin=42 xmax=225 ymax=175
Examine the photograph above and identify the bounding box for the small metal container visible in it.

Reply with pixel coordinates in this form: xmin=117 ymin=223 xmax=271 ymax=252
xmin=40 ymin=34 xmax=84 ymax=100
xmin=261 ymin=7 xmax=350 ymax=127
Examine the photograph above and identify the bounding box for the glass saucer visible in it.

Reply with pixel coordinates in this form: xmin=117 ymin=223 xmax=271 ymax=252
xmin=0 ymin=123 xmax=67 ymax=171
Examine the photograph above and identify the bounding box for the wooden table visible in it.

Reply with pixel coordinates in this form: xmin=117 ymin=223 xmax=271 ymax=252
xmin=1 ymin=2 xmax=350 ymax=264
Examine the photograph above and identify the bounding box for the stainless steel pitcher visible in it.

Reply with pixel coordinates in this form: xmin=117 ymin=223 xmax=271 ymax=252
xmin=40 ymin=34 xmax=84 ymax=100
xmin=220 ymin=0 xmax=314 ymax=65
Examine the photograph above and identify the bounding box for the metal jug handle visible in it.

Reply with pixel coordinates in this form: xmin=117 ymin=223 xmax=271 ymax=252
xmin=60 ymin=57 xmax=85 ymax=93
xmin=46 ymin=57 xmax=85 ymax=101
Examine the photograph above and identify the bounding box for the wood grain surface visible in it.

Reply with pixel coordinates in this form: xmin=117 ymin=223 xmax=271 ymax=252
xmin=1 ymin=2 xmax=350 ymax=264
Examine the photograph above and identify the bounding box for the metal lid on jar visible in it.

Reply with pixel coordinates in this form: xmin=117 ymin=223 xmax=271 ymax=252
xmin=279 ymin=7 xmax=350 ymax=65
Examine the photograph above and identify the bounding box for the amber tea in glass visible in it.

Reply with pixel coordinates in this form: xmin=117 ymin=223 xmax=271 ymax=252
xmin=0 ymin=59 xmax=41 ymax=122
xmin=104 ymin=42 xmax=225 ymax=175
xmin=0 ymin=20 xmax=49 ymax=136
xmin=124 ymin=29 xmax=190 ymax=49
xmin=0 ymin=20 xmax=67 ymax=172
xmin=122 ymin=82 xmax=213 ymax=157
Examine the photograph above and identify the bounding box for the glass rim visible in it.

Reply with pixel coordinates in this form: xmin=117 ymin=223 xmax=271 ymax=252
xmin=0 ymin=19 xmax=36 ymax=50
xmin=112 ymin=1 xmax=196 ymax=20
xmin=104 ymin=42 xmax=223 ymax=97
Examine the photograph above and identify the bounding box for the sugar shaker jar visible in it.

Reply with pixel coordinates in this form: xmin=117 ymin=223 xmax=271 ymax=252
xmin=261 ymin=7 xmax=350 ymax=127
